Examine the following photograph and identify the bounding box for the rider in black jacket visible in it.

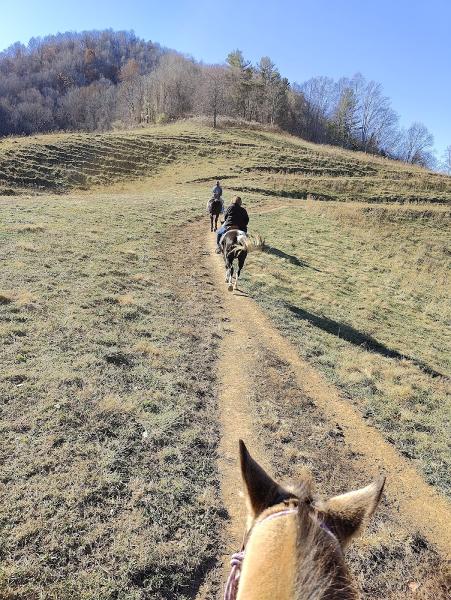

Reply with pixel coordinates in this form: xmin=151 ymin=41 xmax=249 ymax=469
xmin=216 ymin=196 xmax=249 ymax=252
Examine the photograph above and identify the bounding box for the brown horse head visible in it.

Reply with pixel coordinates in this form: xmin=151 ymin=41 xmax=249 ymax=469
xmin=232 ymin=440 xmax=385 ymax=600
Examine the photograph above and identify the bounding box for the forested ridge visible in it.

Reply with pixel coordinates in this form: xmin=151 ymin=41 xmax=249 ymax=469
xmin=0 ymin=29 xmax=448 ymax=169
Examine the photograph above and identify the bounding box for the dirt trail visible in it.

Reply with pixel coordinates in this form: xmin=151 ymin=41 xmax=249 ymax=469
xmin=205 ymin=230 xmax=451 ymax=561
xmin=215 ymin=319 xmax=270 ymax=553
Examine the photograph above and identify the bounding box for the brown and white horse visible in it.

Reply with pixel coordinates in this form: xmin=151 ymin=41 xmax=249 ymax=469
xmin=220 ymin=229 xmax=248 ymax=292
xmin=225 ymin=441 xmax=385 ymax=600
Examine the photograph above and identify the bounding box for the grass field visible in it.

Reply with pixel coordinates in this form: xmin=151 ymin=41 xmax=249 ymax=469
xmin=0 ymin=180 xmax=224 ymax=598
xmin=0 ymin=120 xmax=450 ymax=599
xmin=244 ymin=200 xmax=450 ymax=493
xmin=1 ymin=119 xmax=450 ymax=203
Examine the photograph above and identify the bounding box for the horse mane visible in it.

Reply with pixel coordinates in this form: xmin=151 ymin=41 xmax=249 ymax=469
xmin=294 ymin=483 xmax=358 ymax=600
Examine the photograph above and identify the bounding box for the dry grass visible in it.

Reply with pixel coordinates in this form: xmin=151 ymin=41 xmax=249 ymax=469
xmin=130 ymin=272 xmax=151 ymax=283
xmin=243 ymin=200 xmax=450 ymax=493
xmin=116 ymin=293 xmax=135 ymax=306
xmin=0 ymin=290 xmax=37 ymax=307
xmin=0 ymin=181 xmax=224 ymax=599
xmin=10 ymin=223 xmax=46 ymax=233
xmin=246 ymin=232 xmax=266 ymax=251
xmin=16 ymin=242 xmax=39 ymax=252
xmin=1 ymin=120 xmax=450 ymax=204
xmin=0 ymin=119 xmax=449 ymax=599
xmin=0 ymin=292 xmax=14 ymax=304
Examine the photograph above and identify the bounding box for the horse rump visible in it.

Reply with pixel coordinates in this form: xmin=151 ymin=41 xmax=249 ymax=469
xmin=208 ymin=199 xmax=222 ymax=215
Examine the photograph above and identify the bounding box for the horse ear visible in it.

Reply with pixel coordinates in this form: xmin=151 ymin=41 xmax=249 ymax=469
xmin=239 ymin=440 xmax=291 ymax=517
xmin=316 ymin=477 xmax=385 ymax=547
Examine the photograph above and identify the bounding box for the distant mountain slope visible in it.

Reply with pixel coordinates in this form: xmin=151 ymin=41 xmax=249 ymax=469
xmin=0 ymin=32 xmax=440 ymax=167
xmin=0 ymin=30 xmax=165 ymax=136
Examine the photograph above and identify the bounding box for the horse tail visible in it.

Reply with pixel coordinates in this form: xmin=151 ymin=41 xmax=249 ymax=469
xmin=228 ymin=238 xmax=248 ymax=258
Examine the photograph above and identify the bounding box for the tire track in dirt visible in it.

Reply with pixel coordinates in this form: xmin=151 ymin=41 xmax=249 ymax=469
xmin=203 ymin=228 xmax=451 ymax=561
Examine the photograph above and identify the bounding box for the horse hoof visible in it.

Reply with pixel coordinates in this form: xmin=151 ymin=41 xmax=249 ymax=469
xmin=228 ymin=284 xmax=234 ymax=292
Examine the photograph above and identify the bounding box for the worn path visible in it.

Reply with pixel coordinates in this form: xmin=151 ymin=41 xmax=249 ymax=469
xmin=204 ymin=226 xmax=451 ymax=561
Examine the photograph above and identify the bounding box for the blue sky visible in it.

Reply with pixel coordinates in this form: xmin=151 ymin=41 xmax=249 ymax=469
xmin=1 ymin=0 xmax=450 ymax=158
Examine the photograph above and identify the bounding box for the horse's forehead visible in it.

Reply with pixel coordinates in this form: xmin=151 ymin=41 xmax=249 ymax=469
xmin=238 ymin=515 xmax=298 ymax=600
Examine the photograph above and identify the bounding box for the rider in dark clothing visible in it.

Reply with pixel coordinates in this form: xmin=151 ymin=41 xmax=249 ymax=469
xmin=222 ymin=203 xmax=249 ymax=231
xmin=216 ymin=196 xmax=249 ymax=251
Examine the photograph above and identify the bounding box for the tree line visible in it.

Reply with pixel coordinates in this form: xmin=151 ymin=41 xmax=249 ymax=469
xmin=0 ymin=30 xmax=448 ymax=170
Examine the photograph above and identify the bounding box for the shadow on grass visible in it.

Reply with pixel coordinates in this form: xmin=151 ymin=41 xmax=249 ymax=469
xmin=233 ymin=288 xmax=252 ymax=298
xmin=186 ymin=556 xmax=219 ymax=599
xmin=285 ymin=303 xmax=445 ymax=379
xmin=264 ymin=245 xmax=322 ymax=271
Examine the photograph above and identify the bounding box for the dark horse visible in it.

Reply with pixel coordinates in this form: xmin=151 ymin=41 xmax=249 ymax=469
xmin=208 ymin=198 xmax=222 ymax=232
xmin=220 ymin=228 xmax=248 ymax=291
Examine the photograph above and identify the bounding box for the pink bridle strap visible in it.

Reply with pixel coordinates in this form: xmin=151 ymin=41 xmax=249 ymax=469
xmin=224 ymin=507 xmax=298 ymax=600
xmin=223 ymin=550 xmax=245 ymax=600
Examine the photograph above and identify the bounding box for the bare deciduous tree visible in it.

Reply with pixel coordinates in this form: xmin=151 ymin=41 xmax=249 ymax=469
xmin=58 ymin=79 xmax=116 ymax=131
xmin=397 ymin=122 xmax=434 ymax=166
xmin=350 ymin=74 xmax=399 ymax=153
xmin=142 ymin=53 xmax=198 ymax=123
xmin=300 ymin=76 xmax=336 ymax=142
xmin=117 ymin=59 xmax=143 ymax=125
xmin=441 ymin=145 xmax=451 ymax=174
xmin=196 ymin=65 xmax=227 ymax=128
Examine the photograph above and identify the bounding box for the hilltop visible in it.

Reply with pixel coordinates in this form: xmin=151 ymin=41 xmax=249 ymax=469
xmin=1 ymin=31 xmax=442 ymax=168
xmin=1 ymin=120 xmax=450 ymax=202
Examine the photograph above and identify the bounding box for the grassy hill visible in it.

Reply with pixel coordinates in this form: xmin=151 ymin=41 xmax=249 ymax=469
xmin=0 ymin=121 xmax=450 ymax=599
xmin=1 ymin=120 xmax=450 ymax=202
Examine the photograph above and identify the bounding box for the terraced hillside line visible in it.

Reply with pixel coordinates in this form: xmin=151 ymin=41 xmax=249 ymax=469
xmin=204 ymin=231 xmax=451 ymax=559
xmin=2 ymin=121 xmax=451 ymax=202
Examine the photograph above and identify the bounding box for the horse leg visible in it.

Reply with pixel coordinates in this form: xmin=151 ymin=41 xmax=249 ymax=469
xmin=214 ymin=213 xmax=219 ymax=231
xmin=233 ymin=268 xmax=239 ymax=291
xmin=234 ymin=252 xmax=247 ymax=291
xmin=228 ymin=264 xmax=234 ymax=291
xmin=210 ymin=215 xmax=213 ymax=232
xmin=224 ymin=251 xmax=230 ymax=282
xmin=225 ymin=255 xmax=234 ymax=291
